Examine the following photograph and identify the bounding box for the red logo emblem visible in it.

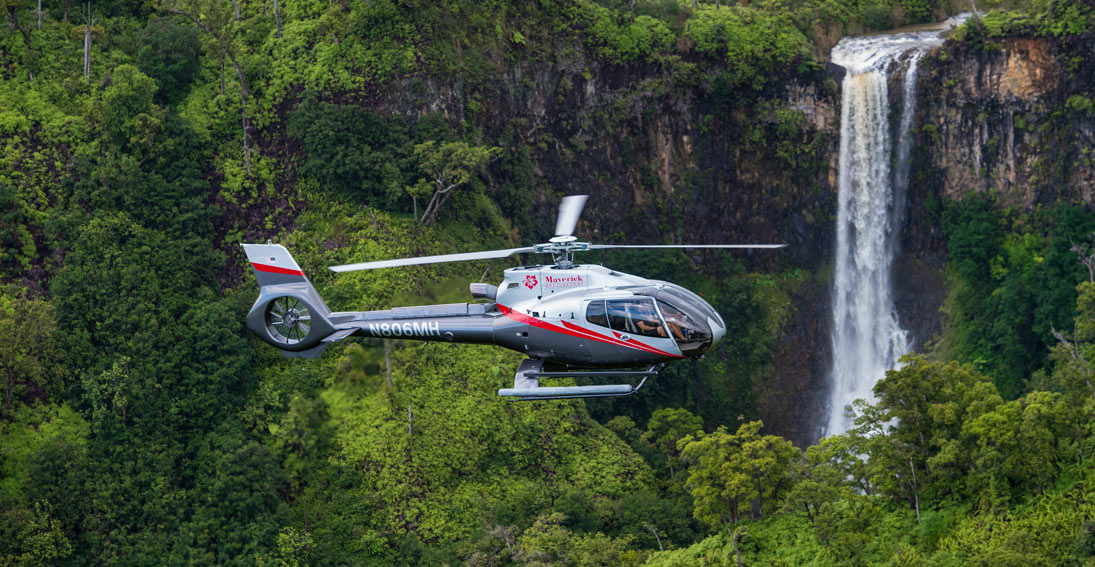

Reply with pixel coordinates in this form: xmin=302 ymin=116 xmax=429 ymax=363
xmin=524 ymin=275 xmax=538 ymax=289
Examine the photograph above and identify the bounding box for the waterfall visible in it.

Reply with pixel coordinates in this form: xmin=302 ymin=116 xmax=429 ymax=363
xmin=824 ymin=17 xmax=966 ymax=437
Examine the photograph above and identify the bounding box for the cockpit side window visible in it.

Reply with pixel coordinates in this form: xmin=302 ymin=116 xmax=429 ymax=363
xmin=607 ymin=298 xmax=666 ymax=338
xmin=657 ymin=299 xmax=711 ymax=354
xmin=586 ymin=300 xmax=608 ymax=328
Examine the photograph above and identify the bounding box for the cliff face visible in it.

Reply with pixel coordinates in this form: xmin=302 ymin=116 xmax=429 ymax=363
xmin=331 ymin=32 xmax=1092 ymax=446
xmin=915 ymin=36 xmax=1095 ymax=208
xmin=895 ymin=34 xmax=1095 ymax=360
xmin=348 ymin=54 xmax=841 ymax=445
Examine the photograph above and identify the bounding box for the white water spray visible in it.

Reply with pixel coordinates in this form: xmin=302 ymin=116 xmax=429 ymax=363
xmin=825 ymin=17 xmax=966 ymax=436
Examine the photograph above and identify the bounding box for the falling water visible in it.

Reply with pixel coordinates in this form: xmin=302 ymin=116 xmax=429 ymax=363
xmin=825 ymin=17 xmax=966 ymax=437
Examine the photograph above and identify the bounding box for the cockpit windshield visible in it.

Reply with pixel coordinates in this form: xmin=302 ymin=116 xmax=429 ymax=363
xmin=656 ymin=300 xmax=711 ymax=355
xmin=653 ymin=282 xmax=724 ymax=329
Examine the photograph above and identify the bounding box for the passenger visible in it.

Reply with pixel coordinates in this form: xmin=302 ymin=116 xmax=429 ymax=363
xmin=664 ymin=315 xmax=686 ymax=341
xmin=634 ymin=302 xmax=667 ymax=338
xmin=659 ymin=303 xmax=688 ymax=341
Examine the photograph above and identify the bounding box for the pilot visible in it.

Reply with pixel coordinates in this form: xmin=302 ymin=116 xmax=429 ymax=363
xmin=634 ymin=302 xmax=668 ymax=338
xmin=659 ymin=304 xmax=688 ymax=341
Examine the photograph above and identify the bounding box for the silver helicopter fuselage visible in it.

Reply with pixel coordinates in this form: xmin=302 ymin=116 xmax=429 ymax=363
xmin=243 ymin=244 xmax=726 ymax=368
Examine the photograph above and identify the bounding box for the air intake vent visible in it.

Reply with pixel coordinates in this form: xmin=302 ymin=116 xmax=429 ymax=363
xmin=470 ymin=283 xmax=498 ymax=301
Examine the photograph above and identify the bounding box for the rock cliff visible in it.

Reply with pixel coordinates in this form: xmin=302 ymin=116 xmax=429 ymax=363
xmin=894 ymin=33 xmax=1095 ymax=370
xmin=916 ymin=36 xmax=1095 ymax=208
xmin=320 ymin=31 xmax=1093 ymax=446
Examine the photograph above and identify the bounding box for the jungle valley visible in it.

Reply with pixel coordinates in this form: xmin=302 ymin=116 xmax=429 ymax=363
xmin=2 ymin=0 xmax=1095 ymax=565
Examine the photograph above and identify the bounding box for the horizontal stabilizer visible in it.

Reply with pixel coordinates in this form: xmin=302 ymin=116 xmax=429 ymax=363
xmin=498 ymin=384 xmax=635 ymax=400
xmin=322 ymin=328 xmax=357 ymax=343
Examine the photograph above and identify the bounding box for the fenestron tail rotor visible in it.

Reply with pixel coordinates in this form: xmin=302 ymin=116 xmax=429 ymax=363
xmin=325 ymin=194 xmax=785 ymax=272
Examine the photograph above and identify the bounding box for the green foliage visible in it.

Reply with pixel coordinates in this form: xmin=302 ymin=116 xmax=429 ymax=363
xmin=980 ymin=10 xmax=1036 ymax=37
xmin=177 ymin=423 xmax=290 ymax=565
xmin=641 ymin=407 xmax=704 ymax=475
xmin=287 ymin=94 xmax=413 ymax=208
xmin=868 ymin=356 xmax=1003 ymax=504
xmin=0 ymin=290 xmax=60 ymax=418
xmin=6 ymin=502 xmax=74 ymax=567
xmin=898 ymin=0 xmax=939 ymax=24
xmin=1 ymin=1 xmax=1093 ymax=564
xmin=679 ymin=420 xmax=799 ymax=527
xmin=1066 ymin=94 xmax=1095 ymax=115
xmin=587 ymin=7 xmax=675 ymax=63
xmin=0 ymin=403 xmax=88 ymax=505
xmin=858 ymin=0 xmax=894 ymax=31
xmin=941 ymin=199 xmax=1095 ymax=398
xmin=684 ymin=6 xmax=810 ymax=90
xmin=512 ymin=512 xmax=643 ymax=566
xmin=409 ymin=140 xmax=500 ymax=224
xmin=136 ymin=16 xmax=201 ymax=104
xmin=0 ymin=179 xmax=37 ymax=277
xmin=1036 ymin=0 xmax=1093 ymax=37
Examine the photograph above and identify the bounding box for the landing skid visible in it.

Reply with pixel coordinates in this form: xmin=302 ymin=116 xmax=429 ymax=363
xmin=498 ymin=359 xmax=662 ymax=400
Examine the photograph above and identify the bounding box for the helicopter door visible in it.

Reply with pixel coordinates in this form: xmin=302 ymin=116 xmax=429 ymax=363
xmin=584 ymin=298 xmax=681 ymax=364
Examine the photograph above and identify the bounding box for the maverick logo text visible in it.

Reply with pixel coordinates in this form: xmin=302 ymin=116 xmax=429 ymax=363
xmin=543 ymin=274 xmax=585 ymax=289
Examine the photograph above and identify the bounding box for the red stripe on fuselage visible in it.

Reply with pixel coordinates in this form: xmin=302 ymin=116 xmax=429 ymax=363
xmin=251 ymin=262 xmax=306 ymax=276
xmin=498 ymin=304 xmax=682 ymax=359
xmin=560 ymin=320 xmax=678 ymax=358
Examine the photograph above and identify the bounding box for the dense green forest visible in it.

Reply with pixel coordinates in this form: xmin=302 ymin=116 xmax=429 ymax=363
xmin=2 ymin=0 xmax=1094 ymax=565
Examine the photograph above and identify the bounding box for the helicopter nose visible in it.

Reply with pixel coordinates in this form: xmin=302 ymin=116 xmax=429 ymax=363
xmin=708 ymin=317 xmax=726 ymax=346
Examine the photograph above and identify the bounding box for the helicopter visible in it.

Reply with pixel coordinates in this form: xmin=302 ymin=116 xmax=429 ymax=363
xmin=242 ymin=195 xmax=784 ymax=400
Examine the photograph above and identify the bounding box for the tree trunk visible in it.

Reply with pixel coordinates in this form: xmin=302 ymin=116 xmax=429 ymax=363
xmin=274 ymin=0 xmax=282 ymax=38
xmin=384 ymin=339 xmax=392 ymax=388
xmin=16 ymin=17 xmax=33 ymax=80
xmin=36 ymin=0 xmax=41 ymax=30
xmin=165 ymin=5 xmax=254 ymax=174
xmin=83 ymin=20 xmax=90 ymax=77
xmin=1079 ymin=424 xmax=1084 ymax=466
xmin=728 ymin=527 xmax=744 ymax=567
xmin=644 ymin=523 xmax=663 ymax=551
xmin=225 ymin=49 xmax=252 ymax=175
xmin=232 ymin=0 xmax=240 ymax=20
xmin=421 ymin=182 xmax=458 ymax=224
xmin=4 ymin=370 xmax=13 ymax=420
xmin=910 ymin=456 xmax=921 ymax=524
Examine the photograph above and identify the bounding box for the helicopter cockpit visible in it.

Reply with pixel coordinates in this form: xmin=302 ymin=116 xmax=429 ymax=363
xmin=585 ymin=293 xmax=714 ymax=356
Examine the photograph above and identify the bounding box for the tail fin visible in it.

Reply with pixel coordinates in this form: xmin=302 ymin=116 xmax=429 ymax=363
xmin=241 ymin=243 xmax=335 ymax=358
xmin=243 ymin=243 xmax=312 ymax=287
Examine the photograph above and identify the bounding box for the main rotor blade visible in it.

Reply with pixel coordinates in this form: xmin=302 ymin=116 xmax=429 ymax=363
xmin=329 ymin=247 xmax=537 ymax=272
xmin=589 ymin=244 xmax=787 ymax=250
xmin=554 ymin=195 xmax=589 ymax=238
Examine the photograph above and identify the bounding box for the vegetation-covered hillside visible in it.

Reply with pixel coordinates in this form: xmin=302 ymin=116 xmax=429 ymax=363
xmin=1 ymin=0 xmax=1094 ymax=565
